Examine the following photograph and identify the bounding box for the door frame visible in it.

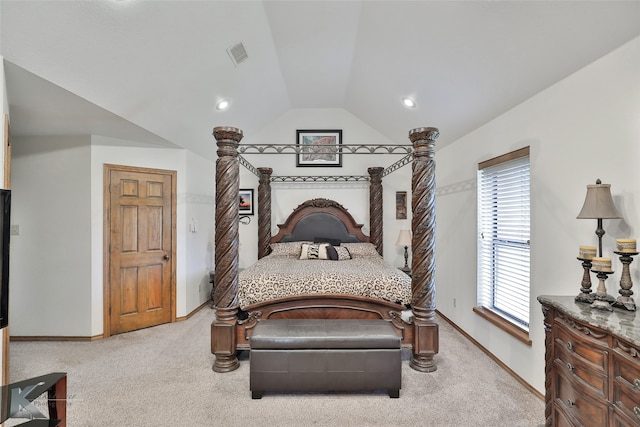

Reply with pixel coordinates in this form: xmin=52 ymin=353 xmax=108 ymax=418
xmin=103 ymin=164 xmax=177 ymax=338
xmin=3 ymin=114 xmax=10 ymax=384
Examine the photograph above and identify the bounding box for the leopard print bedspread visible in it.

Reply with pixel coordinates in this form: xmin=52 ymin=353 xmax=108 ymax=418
xmin=238 ymin=245 xmax=412 ymax=308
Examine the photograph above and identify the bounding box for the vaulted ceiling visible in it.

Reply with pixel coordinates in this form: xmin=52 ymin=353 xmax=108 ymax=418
xmin=2 ymin=1 xmax=640 ymax=160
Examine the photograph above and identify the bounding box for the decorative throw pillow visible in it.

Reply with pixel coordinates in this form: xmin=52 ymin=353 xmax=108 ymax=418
xmin=342 ymin=242 xmax=380 ymax=258
xmin=299 ymin=243 xmax=330 ymax=260
xmin=333 ymin=246 xmax=352 ymax=261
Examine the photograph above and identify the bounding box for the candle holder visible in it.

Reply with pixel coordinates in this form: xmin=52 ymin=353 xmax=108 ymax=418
xmin=575 ymin=257 xmax=595 ymax=303
xmin=612 ymin=251 xmax=638 ymax=311
xmin=590 ymin=269 xmax=615 ymax=311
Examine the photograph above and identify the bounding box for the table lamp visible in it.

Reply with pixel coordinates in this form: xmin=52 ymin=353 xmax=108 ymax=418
xmin=396 ymin=229 xmax=412 ymax=274
xmin=577 ymin=179 xmax=621 ymax=257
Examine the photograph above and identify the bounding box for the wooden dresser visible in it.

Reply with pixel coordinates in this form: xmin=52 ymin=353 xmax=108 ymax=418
xmin=538 ymin=296 xmax=640 ymax=426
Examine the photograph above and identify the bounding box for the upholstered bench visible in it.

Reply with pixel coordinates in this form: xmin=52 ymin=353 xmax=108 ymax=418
xmin=249 ymin=319 xmax=401 ymax=399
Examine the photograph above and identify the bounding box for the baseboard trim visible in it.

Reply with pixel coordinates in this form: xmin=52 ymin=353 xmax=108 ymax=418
xmin=11 ymin=334 xmax=104 ymax=342
xmin=177 ymin=300 xmax=210 ymax=322
xmin=436 ymin=309 xmax=544 ymax=401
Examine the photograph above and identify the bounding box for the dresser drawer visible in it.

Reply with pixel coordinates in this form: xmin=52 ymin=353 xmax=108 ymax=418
xmin=554 ymin=403 xmax=580 ymax=427
xmin=612 ymin=378 xmax=640 ymax=425
xmin=556 ymin=344 xmax=608 ymax=399
xmin=612 ymin=339 xmax=640 ymax=425
xmin=613 ymin=406 xmax=640 ymax=427
xmin=613 ymin=341 xmax=640 ymax=392
xmin=555 ymin=317 xmax=609 ymax=372
xmin=556 ymin=370 xmax=609 ymax=427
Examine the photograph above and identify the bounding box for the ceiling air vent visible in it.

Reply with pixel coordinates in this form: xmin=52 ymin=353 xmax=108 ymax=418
xmin=227 ymin=42 xmax=248 ymax=67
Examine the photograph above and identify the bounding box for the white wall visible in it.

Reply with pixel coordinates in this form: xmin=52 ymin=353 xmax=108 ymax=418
xmin=435 ymin=35 xmax=640 ymax=394
xmin=11 ymin=136 xmax=92 ymax=336
xmin=1 ymin=59 xmax=7 ymax=119
xmin=236 ymin=107 xmax=415 ymax=268
xmin=184 ymin=150 xmax=216 ymax=310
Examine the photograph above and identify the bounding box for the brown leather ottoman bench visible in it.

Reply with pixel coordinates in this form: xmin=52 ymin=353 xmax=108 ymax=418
xmin=249 ymin=319 xmax=401 ymax=399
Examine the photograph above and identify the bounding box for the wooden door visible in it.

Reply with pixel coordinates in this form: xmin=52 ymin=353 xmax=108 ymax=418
xmin=104 ymin=165 xmax=176 ymax=336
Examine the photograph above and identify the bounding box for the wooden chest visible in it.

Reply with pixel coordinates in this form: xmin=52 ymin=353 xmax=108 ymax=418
xmin=539 ymin=296 xmax=640 ymax=426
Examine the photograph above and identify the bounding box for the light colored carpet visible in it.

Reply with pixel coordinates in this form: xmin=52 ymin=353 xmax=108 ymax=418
xmin=8 ymin=308 xmax=544 ymax=426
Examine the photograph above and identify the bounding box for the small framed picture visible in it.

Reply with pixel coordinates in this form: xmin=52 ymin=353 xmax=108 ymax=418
xmin=396 ymin=191 xmax=407 ymax=220
xmin=296 ymin=129 xmax=342 ymax=167
xmin=239 ymin=189 xmax=254 ymax=215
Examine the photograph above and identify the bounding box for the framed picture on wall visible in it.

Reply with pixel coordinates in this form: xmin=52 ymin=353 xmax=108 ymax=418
xmin=396 ymin=191 xmax=407 ymax=220
xmin=296 ymin=129 xmax=342 ymax=167
xmin=239 ymin=189 xmax=254 ymax=215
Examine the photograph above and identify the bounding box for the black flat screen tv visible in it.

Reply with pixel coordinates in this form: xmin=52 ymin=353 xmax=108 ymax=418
xmin=0 ymin=190 xmax=10 ymax=329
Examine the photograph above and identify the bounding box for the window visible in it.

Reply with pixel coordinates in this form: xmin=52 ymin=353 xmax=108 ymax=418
xmin=476 ymin=147 xmax=530 ymax=339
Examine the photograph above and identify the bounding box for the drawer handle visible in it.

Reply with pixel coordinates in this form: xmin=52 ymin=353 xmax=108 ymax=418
xmin=567 ymin=399 xmax=575 ymax=407
xmin=566 ymin=342 xmax=573 ymax=351
xmin=634 ymin=379 xmax=640 ymax=390
xmin=634 ymin=406 xmax=640 ymax=419
xmin=566 ymin=363 xmax=574 ymax=373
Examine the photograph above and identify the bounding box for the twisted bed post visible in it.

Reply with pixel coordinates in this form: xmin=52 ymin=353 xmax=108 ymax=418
xmin=368 ymin=167 xmax=384 ymax=255
xmin=257 ymin=167 xmax=273 ymax=259
xmin=211 ymin=126 xmax=243 ymax=373
xmin=409 ymin=126 xmax=440 ymax=372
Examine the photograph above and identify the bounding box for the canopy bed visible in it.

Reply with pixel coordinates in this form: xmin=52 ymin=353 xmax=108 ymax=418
xmin=210 ymin=126 xmax=440 ymax=374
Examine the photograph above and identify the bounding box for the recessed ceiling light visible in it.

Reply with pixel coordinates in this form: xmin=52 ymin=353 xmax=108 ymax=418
xmin=216 ymin=100 xmax=230 ymax=111
xmin=402 ymin=97 xmax=416 ymax=108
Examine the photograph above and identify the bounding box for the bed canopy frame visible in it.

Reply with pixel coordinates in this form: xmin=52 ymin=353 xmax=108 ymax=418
xmin=211 ymin=126 xmax=440 ymax=374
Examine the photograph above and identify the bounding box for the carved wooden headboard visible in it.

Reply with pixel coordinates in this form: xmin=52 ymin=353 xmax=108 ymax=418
xmin=270 ymin=198 xmax=369 ymax=243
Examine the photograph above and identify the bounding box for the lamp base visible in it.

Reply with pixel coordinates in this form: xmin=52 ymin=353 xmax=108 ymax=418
xmin=399 ymin=246 xmax=411 ymax=276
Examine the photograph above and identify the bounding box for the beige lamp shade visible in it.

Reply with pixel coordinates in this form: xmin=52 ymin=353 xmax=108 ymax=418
xmin=576 ymin=181 xmax=621 ymax=219
xmin=396 ymin=229 xmax=412 ymax=246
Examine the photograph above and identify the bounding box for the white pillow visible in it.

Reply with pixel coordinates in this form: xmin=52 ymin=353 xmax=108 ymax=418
xmin=269 ymin=241 xmax=310 ymax=257
xmin=342 ymin=242 xmax=380 ymax=258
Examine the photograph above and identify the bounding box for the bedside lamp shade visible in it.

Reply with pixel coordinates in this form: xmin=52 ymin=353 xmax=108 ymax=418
xmin=396 ymin=229 xmax=412 ymax=247
xmin=577 ymin=179 xmax=621 ymax=257
xmin=576 ymin=181 xmax=621 ymax=220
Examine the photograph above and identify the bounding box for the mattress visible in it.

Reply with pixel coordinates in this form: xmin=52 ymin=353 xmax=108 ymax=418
xmin=238 ymin=242 xmax=412 ymax=308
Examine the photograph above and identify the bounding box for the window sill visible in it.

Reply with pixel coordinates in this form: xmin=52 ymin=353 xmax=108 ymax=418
xmin=473 ymin=306 xmax=532 ymax=346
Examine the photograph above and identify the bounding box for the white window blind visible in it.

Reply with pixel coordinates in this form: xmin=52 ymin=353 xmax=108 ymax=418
xmin=477 ymin=150 xmax=530 ymax=331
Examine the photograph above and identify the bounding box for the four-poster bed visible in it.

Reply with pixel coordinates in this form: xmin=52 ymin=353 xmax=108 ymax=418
xmin=211 ymin=126 xmax=440 ymax=374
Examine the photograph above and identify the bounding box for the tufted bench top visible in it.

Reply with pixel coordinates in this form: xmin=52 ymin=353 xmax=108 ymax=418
xmin=249 ymin=319 xmax=400 ymax=350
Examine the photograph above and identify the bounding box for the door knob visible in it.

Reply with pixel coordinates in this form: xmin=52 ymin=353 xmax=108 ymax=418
xmin=163 ymin=254 xmax=170 ymax=260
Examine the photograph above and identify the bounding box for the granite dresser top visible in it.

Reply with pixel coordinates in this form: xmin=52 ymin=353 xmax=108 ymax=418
xmin=537 ymin=295 xmax=640 ymax=347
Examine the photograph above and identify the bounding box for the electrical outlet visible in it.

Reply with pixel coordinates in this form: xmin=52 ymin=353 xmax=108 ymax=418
xmin=10 ymin=225 xmax=19 ymax=236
